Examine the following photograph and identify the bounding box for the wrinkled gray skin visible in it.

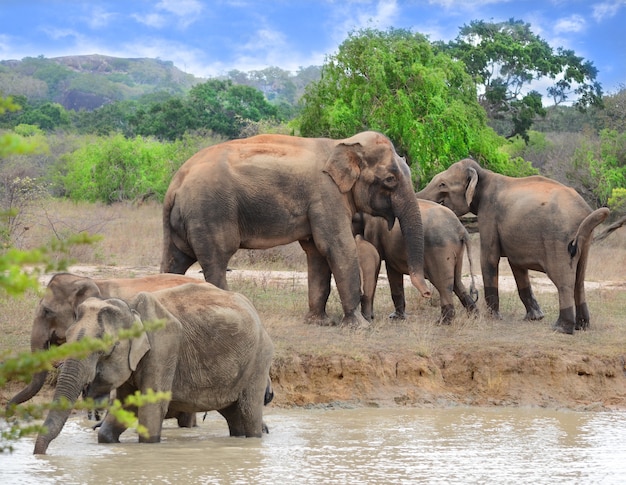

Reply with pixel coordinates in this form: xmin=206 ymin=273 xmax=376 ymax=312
xmin=417 ymin=158 xmax=609 ymax=334
xmin=34 ymin=283 xmax=274 ymax=455
xmin=8 ymin=273 xmax=201 ymax=427
xmin=355 ymin=199 xmax=479 ymax=324
xmin=161 ymin=131 xmax=431 ymax=328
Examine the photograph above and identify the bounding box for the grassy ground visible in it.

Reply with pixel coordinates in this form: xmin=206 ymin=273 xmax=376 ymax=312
xmin=3 ymin=198 xmax=625 ymax=358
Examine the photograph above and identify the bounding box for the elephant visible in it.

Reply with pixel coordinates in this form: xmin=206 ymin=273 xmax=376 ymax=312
xmin=33 ymin=282 xmax=274 ymax=455
xmin=417 ymin=158 xmax=610 ymax=334
xmin=355 ymin=199 xmax=479 ymax=324
xmin=7 ymin=272 xmax=202 ymax=427
xmin=160 ymin=131 xmax=431 ymax=328
xmin=354 ymin=235 xmax=381 ymax=322
xmin=8 ymin=273 xmax=201 ymax=406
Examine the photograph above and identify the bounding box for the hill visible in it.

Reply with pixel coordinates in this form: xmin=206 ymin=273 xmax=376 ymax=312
xmin=0 ymin=54 xmax=202 ymax=111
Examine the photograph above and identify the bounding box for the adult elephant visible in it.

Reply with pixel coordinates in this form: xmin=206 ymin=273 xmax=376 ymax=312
xmin=417 ymin=158 xmax=609 ymax=334
xmin=33 ymin=283 xmax=274 ymax=454
xmin=160 ymin=131 xmax=431 ymax=328
xmin=7 ymin=273 xmax=201 ymax=427
xmin=355 ymin=199 xmax=479 ymax=324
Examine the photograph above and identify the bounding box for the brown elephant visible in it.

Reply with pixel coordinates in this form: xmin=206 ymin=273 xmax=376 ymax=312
xmin=417 ymin=158 xmax=609 ymax=334
xmin=160 ymin=131 xmax=431 ymax=328
xmin=355 ymin=199 xmax=479 ymax=324
xmin=7 ymin=272 xmax=201 ymax=427
xmin=33 ymin=283 xmax=274 ymax=454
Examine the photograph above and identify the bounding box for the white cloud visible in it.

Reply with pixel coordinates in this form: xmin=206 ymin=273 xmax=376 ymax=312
xmin=592 ymin=1 xmax=626 ymax=22
xmin=85 ymin=6 xmax=116 ymax=29
xmin=133 ymin=13 xmax=167 ymax=29
xmin=554 ymin=14 xmax=586 ymax=33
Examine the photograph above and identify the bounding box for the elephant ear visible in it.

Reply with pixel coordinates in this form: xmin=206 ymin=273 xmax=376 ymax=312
xmin=465 ymin=167 xmax=478 ymax=207
xmin=128 ymin=311 xmax=150 ymax=371
xmin=323 ymin=142 xmax=362 ymax=193
xmin=71 ymin=279 xmax=102 ymax=313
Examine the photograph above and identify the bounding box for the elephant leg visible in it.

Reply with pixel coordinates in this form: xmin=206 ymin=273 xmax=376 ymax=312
xmin=161 ymin=238 xmax=196 ymax=276
xmin=218 ymin=404 xmax=245 ymax=436
xmin=481 ymin=247 xmax=502 ymax=319
xmin=429 ymin=264 xmax=456 ymax=324
xmin=551 ymin=279 xmax=577 ymax=334
xmin=387 ymin=265 xmax=407 ymax=319
xmin=510 ymin=264 xmax=544 ymax=321
xmin=97 ymin=384 xmax=135 ymax=443
xmin=453 ymin=255 xmax=478 ymax=316
xmin=299 ymin=239 xmax=333 ymax=325
xmin=165 ymin=409 xmax=197 ymax=428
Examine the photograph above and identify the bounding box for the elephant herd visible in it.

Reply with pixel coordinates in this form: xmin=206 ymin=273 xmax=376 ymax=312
xmin=7 ymin=131 xmax=611 ymax=454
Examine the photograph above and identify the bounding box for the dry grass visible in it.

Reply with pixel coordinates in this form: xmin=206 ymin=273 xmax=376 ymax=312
xmin=1 ymin=198 xmax=625 ymax=362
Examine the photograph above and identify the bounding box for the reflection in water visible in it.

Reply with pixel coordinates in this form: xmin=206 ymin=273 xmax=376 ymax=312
xmin=2 ymin=407 xmax=625 ymax=484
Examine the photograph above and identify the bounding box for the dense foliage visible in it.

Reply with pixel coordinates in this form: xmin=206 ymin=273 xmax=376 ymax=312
xmin=297 ymin=28 xmax=535 ymax=183
xmin=440 ymin=19 xmax=603 ymax=141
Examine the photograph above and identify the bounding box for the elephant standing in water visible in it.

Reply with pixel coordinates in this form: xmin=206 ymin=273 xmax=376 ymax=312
xmin=160 ymin=131 xmax=431 ymax=328
xmin=417 ymin=158 xmax=609 ymax=334
xmin=7 ymin=273 xmax=202 ymax=427
xmin=34 ymin=283 xmax=274 ymax=454
xmin=355 ymin=199 xmax=479 ymax=324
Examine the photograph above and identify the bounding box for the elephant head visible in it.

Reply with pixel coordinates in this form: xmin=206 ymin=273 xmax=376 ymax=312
xmin=416 ymin=158 xmax=480 ymax=217
xmin=324 ymin=131 xmax=430 ymax=297
xmin=7 ymin=274 xmax=103 ymax=409
xmin=33 ymin=297 xmax=151 ymax=455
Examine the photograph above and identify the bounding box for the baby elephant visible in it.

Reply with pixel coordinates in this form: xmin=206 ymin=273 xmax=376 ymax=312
xmin=34 ymin=283 xmax=274 ymax=455
xmin=357 ymin=199 xmax=478 ymax=324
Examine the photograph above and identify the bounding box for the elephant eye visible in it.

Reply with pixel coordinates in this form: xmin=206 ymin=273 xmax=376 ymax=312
xmin=43 ymin=306 xmax=55 ymax=319
xmin=438 ymin=182 xmax=446 ymax=188
xmin=383 ymin=175 xmax=397 ymax=186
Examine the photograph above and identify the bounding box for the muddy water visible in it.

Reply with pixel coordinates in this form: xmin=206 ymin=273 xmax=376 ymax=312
xmin=2 ymin=407 xmax=626 ymax=484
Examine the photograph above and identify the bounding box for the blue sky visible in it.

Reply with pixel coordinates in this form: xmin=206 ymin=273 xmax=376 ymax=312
xmin=1 ymin=0 xmax=625 ymax=95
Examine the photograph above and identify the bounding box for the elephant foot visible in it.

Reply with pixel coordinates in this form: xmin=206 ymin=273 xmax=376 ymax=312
xmin=575 ymin=319 xmax=590 ymax=331
xmin=341 ymin=311 xmax=371 ymax=329
xmin=388 ymin=311 xmax=407 ymax=320
xmin=262 ymin=421 xmax=270 ymax=434
xmin=438 ymin=304 xmax=455 ymax=325
xmin=552 ymin=320 xmax=575 ymax=335
xmin=305 ymin=312 xmax=336 ymax=326
xmin=488 ymin=309 xmax=503 ymax=320
xmin=575 ymin=303 xmax=590 ymax=330
xmin=524 ymin=308 xmax=545 ymax=321
xmin=553 ymin=307 xmax=576 ymax=335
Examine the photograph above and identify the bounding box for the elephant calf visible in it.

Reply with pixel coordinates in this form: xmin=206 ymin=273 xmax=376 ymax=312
xmin=356 ymin=199 xmax=478 ymax=324
xmin=34 ymin=283 xmax=274 ymax=454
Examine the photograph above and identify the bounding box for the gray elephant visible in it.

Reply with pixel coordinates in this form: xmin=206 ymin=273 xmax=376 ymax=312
xmin=33 ymin=283 xmax=274 ymax=455
xmin=354 ymin=235 xmax=381 ymax=322
xmin=160 ymin=131 xmax=431 ymax=328
xmin=417 ymin=158 xmax=609 ymax=334
xmin=8 ymin=273 xmax=201 ymax=428
xmin=355 ymin=199 xmax=479 ymax=324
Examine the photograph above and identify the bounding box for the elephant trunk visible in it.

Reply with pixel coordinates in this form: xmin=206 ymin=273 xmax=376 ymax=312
xmin=9 ymin=324 xmax=55 ymax=407
xmin=392 ymin=190 xmax=431 ymax=298
xmin=8 ymin=371 xmax=48 ymax=409
xmin=33 ymin=359 xmax=88 ymax=455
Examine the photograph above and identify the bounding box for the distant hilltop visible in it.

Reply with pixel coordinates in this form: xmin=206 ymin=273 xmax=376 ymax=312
xmin=0 ymin=54 xmax=203 ymax=111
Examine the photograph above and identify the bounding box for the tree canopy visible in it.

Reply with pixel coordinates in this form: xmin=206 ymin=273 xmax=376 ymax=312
xmin=440 ymin=19 xmax=603 ymax=141
xmin=297 ymin=28 xmax=534 ymax=183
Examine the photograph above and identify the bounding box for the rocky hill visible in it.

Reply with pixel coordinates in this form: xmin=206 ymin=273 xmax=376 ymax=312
xmin=0 ymin=54 xmax=202 ymax=111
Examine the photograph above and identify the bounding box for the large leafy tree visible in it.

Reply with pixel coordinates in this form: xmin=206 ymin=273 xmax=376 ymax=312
xmin=298 ymin=28 xmax=529 ymax=183
xmin=441 ymin=19 xmax=603 ymax=141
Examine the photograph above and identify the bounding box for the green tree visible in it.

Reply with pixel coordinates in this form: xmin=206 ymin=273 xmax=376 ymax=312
xmin=441 ymin=19 xmax=603 ymax=141
xmin=188 ymin=79 xmax=278 ymax=139
xmin=297 ymin=28 xmax=532 ymax=183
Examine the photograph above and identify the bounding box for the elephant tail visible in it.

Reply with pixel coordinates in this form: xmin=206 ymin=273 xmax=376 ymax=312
xmin=568 ymin=207 xmax=610 ymax=259
xmin=462 ymin=228 xmax=479 ymax=303
xmin=593 ymin=214 xmax=626 ymax=243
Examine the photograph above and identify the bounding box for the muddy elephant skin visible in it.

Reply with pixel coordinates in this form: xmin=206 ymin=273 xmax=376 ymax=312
xmin=417 ymin=158 xmax=609 ymax=334
xmin=160 ymin=131 xmax=431 ymax=328
xmin=33 ymin=283 xmax=274 ymax=454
